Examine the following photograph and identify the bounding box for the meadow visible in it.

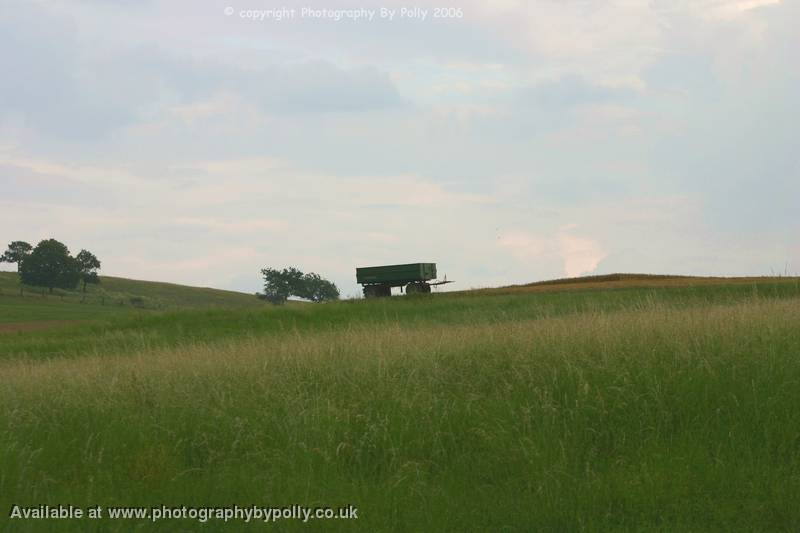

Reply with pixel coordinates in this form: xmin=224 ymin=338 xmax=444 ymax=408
xmin=0 ymin=271 xmax=264 ymax=316
xmin=1 ymin=275 xmax=799 ymax=531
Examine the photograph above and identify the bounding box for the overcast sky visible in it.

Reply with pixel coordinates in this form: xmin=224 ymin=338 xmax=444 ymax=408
xmin=1 ymin=0 xmax=797 ymax=296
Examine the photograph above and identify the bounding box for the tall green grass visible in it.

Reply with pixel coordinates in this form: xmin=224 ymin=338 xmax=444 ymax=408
xmin=1 ymin=289 xmax=799 ymax=531
xmin=2 ymin=280 xmax=799 ymax=360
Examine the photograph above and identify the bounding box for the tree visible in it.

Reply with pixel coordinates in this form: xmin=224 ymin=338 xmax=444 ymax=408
xmin=259 ymin=267 xmax=293 ymax=305
xmin=75 ymin=249 xmax=102 ymax=293
xmin=19 ymin=239 xmax=81 ymax=294
xmin=298 ymin=272 xmax=340 ymax=303
xmin=283 ymin=267 xmax=306 ymax=297
xmin=259 ymin=267 xmax=339 ymax=304
xmin=0 ymin=241 xmax=32 ymax=272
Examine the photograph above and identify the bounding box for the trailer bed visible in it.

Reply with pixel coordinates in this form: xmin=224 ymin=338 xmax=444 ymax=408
xmin=356 ymin=263 xmax=437 ymax=285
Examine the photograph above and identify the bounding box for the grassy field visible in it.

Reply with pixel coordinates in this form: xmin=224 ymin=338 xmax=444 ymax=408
xmin=1 ymin=276 xmax=799 ymax=531
xmin=0 ymin=271 xmax=265 ymax=318
xmin=464 ymin=272 xmax=800 ymax=295
xmin=0 ymin=270 xmax=275 ymax=334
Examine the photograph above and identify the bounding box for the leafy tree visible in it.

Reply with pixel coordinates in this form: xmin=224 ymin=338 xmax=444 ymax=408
xmin=259 ymin=267 xmax=339 ymax=304
xmin=259 ymin=267 xmax=293 ymax=305
xmin=298 ymin=272 xmax=340 ymax=303
xmin=75 ymin=249 xmax=102 ymax=293
xmin=19 ymin=239 xmax=81 ymax=294
xmin=283 ymin=267 xmax=306 ymax=296
xmin=0 ymin=241 xmax=32 ymax=272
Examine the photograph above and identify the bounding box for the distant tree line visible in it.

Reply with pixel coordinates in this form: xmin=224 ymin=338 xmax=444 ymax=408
xmin=258 ymin=267 xmax=339 ymax=305
xmin=1 ymin=239 xmax=101 ymax=294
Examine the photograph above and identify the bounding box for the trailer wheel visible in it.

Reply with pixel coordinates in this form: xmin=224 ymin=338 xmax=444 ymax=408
xmin=364 ymin=285 xmax=391 ymax=298
xmin=406 ymin=282 xmax=431 ymax=295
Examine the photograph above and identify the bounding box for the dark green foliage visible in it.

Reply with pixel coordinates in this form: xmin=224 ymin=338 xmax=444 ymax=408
xmin=259 ymin=266 xmax=339 ymax=304
xmin=75 ymin=249 xmax=102 ymax=293
xmin=18 ymin=239 xmax=81 ymax=294
xmin=298 ymin=272 xmax=340 ymax=302
xmin=258 ymin=267 xmax=294 ymax=304
xmin=282 ymin=266 xmax=305 ymax=299
xmin=0 ymin=241 xmax=32 ymax=272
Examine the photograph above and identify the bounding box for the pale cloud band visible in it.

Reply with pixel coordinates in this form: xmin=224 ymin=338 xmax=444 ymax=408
xmin=1 ymin=0 xmax=797 ymax=294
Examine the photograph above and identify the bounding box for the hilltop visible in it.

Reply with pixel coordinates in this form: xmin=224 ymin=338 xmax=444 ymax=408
xmin=0 ymin=271 xmax=265 ymax=326
xmin=463 ymin=272 xmax=800 ymax=295
xmin=2 ymin=269 xmax=798 ymax=334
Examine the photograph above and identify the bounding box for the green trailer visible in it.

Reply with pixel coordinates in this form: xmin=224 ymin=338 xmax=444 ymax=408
xmin=356 ymin=263 xmax=452 ymax=297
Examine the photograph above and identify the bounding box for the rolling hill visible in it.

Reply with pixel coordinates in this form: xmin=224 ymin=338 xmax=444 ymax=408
xmin=462 ymin=272 xmax=800 ymax=295
xmin=0 ymin=271 xmax=265 ymax=325
xmin=1 ymin=271 xmax=800 ymax=530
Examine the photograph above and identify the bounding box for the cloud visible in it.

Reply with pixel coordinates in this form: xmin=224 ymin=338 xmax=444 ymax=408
xmin=520 ymin=75 xmax=637 ymax=108
xmin=0 ymin=2 xmax=127 ymax=139
xmin=498 ymin=225 xmax=607 ymax=278
xmin=557 ymin=225 xmax=608 ymax=278
xmin=1 ymin=0 xmax=797 ymax=294
xmin=169 ymin=157 xmax=494 ymax=208
xmin=0 ymin=3 xmax=403 ymax=140
xmin=0 ymin=152 xmax=498 ymax=291
xmin=247 ymin=61 xmax=403 ymax=114
xmin=465 ymin=0 xmax=662 ymax=86
xmin=691 ymin=0 xmax=783 ymax=19
xmin=172 ymin=217 xmax=289 ymax=234
xmin=348 ymin=176 xmax=494 ymax=207
xmin=0 ymin=163 xmax=114 ymax=208
xmin=0 ymin=152 xmax=151 ymax=189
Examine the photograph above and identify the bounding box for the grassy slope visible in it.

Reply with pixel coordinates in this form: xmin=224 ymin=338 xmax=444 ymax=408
xmin=464 ymin=272 xmax=800 ymax=295
xmin=1 ymin=278 xmax=798 ymax=360
xmin=1 ymin=277 xmax=799 ymax=531
xmin=0 ymin=271 xmax=264 ymax=324
xmin=97 ymin=275 xmax=264 ymax=308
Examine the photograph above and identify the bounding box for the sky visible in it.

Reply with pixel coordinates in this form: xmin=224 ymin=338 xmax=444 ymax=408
xmin=1 ymin=0 xmax=798 ymax=297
